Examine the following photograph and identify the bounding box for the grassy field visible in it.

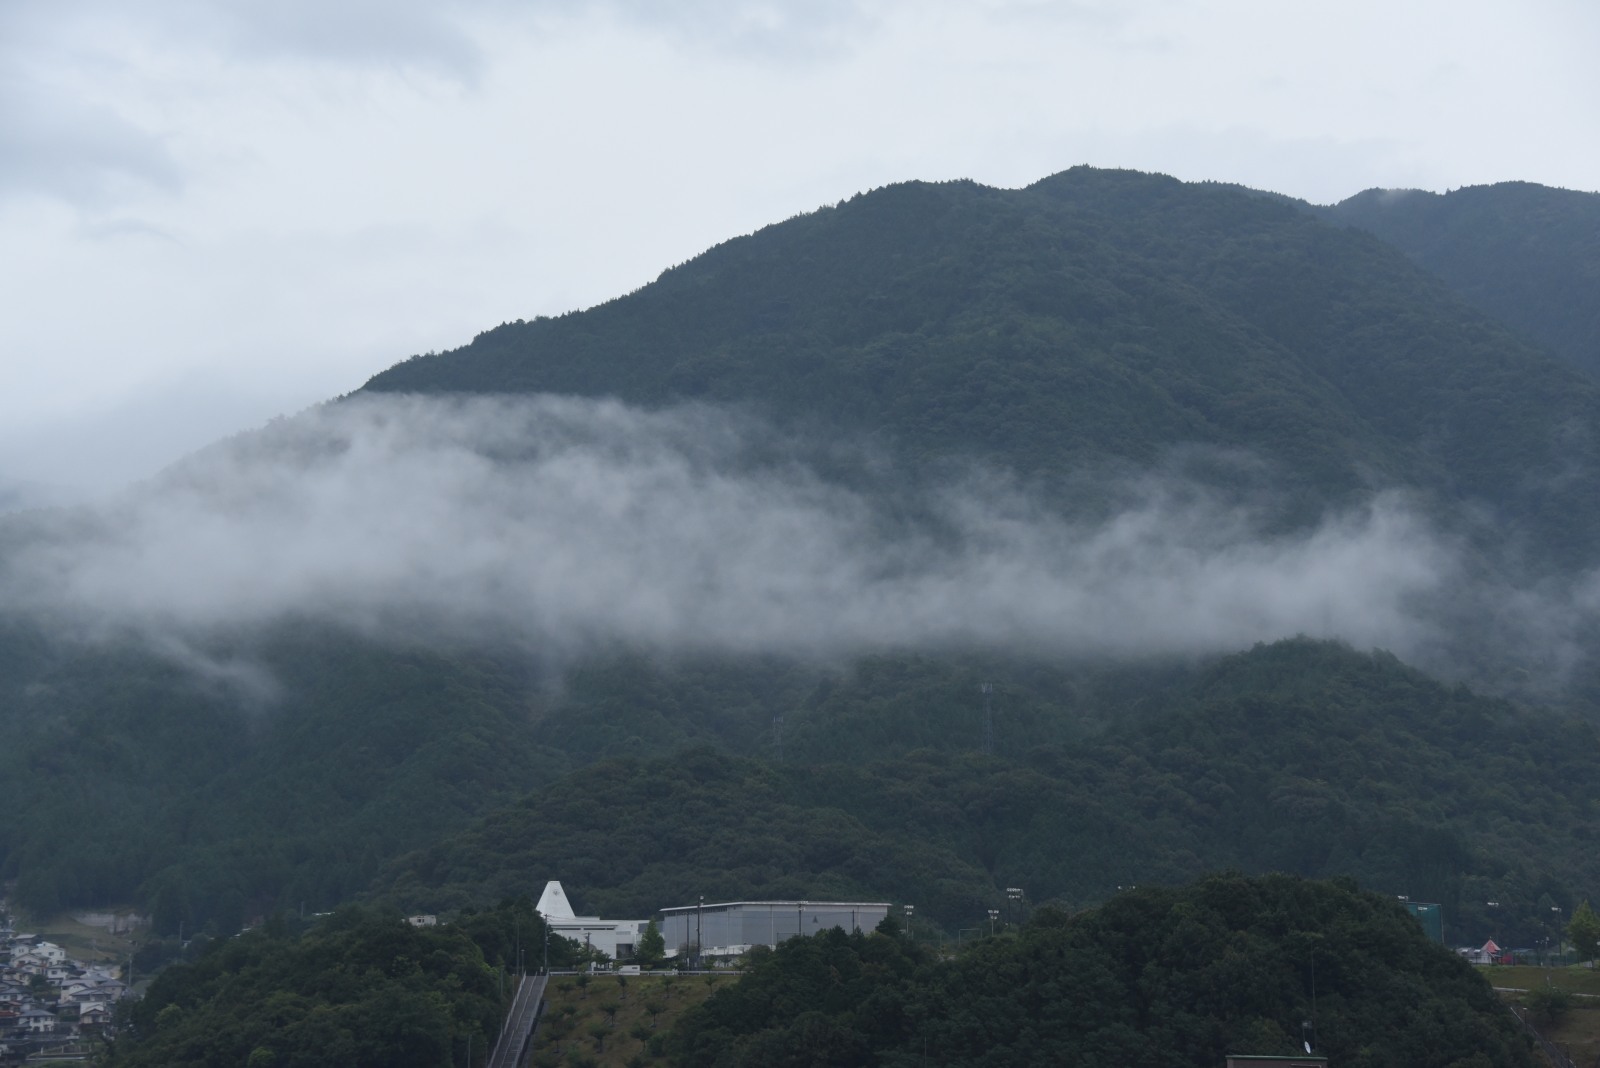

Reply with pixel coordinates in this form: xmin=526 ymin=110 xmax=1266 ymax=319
xmin=1538 ymin=1003 xmax=1600 ymax=1067
xmin=1482 ymin=966 xmax=1600 ymax=1066
xmin=530 ymin=972 xmax=734 ymax=1068
xmin=1479 ymin=964 xmax=1600 ymax=997
xmin=11 ymin=911 xmax=143 ymax=965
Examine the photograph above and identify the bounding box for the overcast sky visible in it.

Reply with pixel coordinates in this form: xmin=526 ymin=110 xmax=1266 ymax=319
xmin=2 ymin=0 xmax=1596 ymax=501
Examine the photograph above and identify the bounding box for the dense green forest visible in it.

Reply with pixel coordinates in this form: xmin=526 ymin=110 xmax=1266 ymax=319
xmin=107 ymin=900 xmax=576 ymax=1068
xmin=1322 ymin=181 xmax=1600 ymax=380
xmin=108 ymin=875 xmax=1528 ymax=1067
xmin=0 ymin=617 xmax=1154 ymax=929
xmin=666 ymin=873 xmax=1533 ymax=1067
xmin=0 ymin=623 xmax=569 ymax=931
xmin=12 ymin=626 xmax=1600 ymax=948
xmin=377 ymin=640 xmax=1599 ymax=949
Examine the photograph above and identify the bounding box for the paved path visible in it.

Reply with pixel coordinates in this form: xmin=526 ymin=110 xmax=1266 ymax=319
xmin=488 ymin=973 xmax=548 ymax=1068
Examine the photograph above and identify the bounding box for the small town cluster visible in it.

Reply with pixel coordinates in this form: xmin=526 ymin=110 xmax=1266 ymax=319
xmin=0 ymin=914 xmax=128 ymax=1064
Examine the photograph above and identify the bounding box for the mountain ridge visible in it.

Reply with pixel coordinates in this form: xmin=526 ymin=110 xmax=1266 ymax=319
xmin=1321 ymin=180 xmax=1600 ymax=379
xmin=364 ymin=167 xmax=1600 ymax=570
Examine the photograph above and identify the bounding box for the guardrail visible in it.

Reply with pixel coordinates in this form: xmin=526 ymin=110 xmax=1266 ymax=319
xmin=1509 ymin=1004 xmax=1576 ymax=1068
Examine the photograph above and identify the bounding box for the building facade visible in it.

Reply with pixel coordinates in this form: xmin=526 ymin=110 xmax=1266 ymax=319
xmin=659 ymin=900 xmax=890 ymax=958
xmin=535 ymin=881 xmax=648 ymax=962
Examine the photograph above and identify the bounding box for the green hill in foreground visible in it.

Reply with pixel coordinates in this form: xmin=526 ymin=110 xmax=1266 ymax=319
xmin=664 ymin=873 xmax=1532 ymax=1068
xmin=109 ymin=875 xmax=1531 ymax=1068
xmin=111 ymin=900 xmax=576 ymax=1068
xmin=378 ymin=640 xmax=1600 ymax=949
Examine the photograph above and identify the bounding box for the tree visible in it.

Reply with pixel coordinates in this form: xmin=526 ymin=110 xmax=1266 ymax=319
xmin=1524 ymin=985 xmax=1572 ymax=1026
xmin=637 ymin=918 xmax=666 ymax=967
xmin=1567 ymin=900 xmax=1600 ymax=966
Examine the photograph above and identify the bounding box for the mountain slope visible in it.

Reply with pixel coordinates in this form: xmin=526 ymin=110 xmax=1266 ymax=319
xmin=378 ymin=640 xmax=1598 ymax=948
xmin=366 ymin=167 xmax=1600 ymax=567
xmin=1323 ymin=181 xmax=1600 ymax=379
xmin=5 ymin=166 xmax=1600 ymax=939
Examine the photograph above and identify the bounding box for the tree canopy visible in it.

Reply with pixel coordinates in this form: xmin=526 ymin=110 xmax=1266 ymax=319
xmin=665 ymin=873 xmax=1533 ymax=1068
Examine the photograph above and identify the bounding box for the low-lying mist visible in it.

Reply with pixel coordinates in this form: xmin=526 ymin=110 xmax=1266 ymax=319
xmin=0 ymin=394 xmax=1476 ymax=678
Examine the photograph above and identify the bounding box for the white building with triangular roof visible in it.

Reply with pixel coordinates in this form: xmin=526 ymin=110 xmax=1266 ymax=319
xmin=535 ymin=881 xmax=647 ymax=963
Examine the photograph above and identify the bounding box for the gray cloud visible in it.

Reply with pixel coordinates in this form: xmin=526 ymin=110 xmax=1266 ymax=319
xmin=0 ymin=0 xmax=877 ymax=211
xmin=199 ymin=0 xmax=490 ymax=81
xmin=580 ymin=0 xmax=878 ymax=60
xmin=2 ymin=394 xmax=1455 ymax=667
xmin=0 ymin=74 xmax=183 ymax=205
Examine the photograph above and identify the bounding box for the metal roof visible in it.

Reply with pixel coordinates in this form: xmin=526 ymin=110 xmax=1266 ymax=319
xmin=660 ymin=900 xmax=891 ymax=914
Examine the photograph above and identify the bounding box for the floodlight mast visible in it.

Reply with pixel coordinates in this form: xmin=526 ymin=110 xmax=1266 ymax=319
xmin=1006 ymin=887 xmax=1025 ymax=926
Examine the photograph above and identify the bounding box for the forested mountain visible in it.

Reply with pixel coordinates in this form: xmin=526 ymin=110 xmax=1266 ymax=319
xmin=4 ymin=167 xmax=1600 ymax=953
xmin=366 ymin=167 xmax=1600 ymax=567
xmin=1321 ymin=181 xmax=1600 ymax=380
xmin=0 ymin=615 xmax=1165 ymax=932
xmin=0 ymin=625 xmax=566 ymax=931
xmin=378 ymin=640 xmax=1597 ymax=949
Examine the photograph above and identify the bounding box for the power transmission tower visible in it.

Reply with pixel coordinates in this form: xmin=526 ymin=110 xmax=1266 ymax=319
xmin=980 ymin=683 xmax=994 ymax=755
xmin=773 ymin=713 xmax=784 ymax=764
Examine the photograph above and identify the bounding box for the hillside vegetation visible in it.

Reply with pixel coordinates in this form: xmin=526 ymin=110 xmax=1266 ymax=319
xmin=109 ymin=900 xmax=575 ymax=1068
xmin=379 ymin=640 xmax=1600 ymax=949
xmin=664 ymin=873 xmax=1533 ymax=1068
xmin=1323 ymin=181 xmax=1600 ymax=379
xmin=368 ymin=167 xmax=1600 ymax=567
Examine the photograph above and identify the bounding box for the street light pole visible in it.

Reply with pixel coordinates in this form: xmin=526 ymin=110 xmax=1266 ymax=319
xmin=903 ymin=904 xmax=915 ymax=941
xmin=987 ymin=909 xmax=999 ymax=938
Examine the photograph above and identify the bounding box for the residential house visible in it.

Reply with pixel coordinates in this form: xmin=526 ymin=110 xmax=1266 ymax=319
xmin=20 ymin=1007 xmax=56 ymax=1034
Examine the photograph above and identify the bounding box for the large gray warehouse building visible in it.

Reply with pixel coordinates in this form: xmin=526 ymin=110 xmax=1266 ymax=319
xmin=659 ymin=900 xmax=890 ymax=958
